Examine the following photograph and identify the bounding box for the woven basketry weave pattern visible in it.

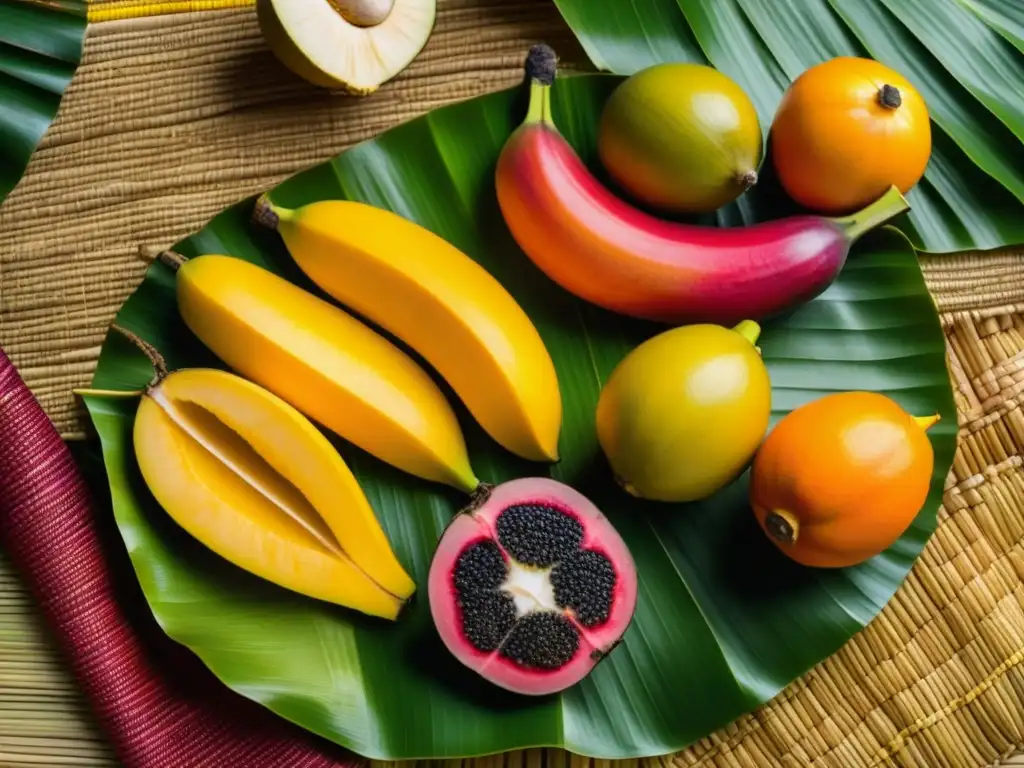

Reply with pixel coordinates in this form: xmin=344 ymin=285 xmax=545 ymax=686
xmin=0 ymin=4 xmax=1022 ymax=767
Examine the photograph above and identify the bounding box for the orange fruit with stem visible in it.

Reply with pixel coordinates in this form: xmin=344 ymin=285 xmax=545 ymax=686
xmin=770 ymin=56 xmax=932 ymax=214
xmin=749 ymin=391 xmax=940 ymax=569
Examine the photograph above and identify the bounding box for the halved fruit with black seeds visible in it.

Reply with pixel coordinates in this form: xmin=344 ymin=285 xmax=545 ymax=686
xmin=428 ymin=477 xmax=638 ymax=695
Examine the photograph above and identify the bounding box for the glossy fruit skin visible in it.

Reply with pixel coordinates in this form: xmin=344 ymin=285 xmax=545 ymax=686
xmin=259 ymin=197 xmax=563 ymax=463
xmin=598 ymin=62 xmax=763 ymax=214
xmin=771 ymin=56 xmax=932 ymax=214
xmin=134 ymin=368 xmax=413 ymax=619
xmin=596 ymin=322 xmax=771 ymax=503
xmin=495 ymin=81 xmax=908 ymax=327
xmin=427 ymin=478 xmax=637 ymax=696
xmin=750 ymin=391 xmax=936 ymax=569
xmin=174 ymin=254 xmax=478 ymax=493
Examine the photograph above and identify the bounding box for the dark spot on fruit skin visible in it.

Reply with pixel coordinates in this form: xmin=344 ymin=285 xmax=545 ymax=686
xmin=459 ymin=591 xmax=517 ymax=653
xmin=500 ymin=612 xmax=580 ymax=670
xmin=551 ymin=549 xmax=617 ymax=627
xmin=496 ymin=503 xmax=583 ymax=567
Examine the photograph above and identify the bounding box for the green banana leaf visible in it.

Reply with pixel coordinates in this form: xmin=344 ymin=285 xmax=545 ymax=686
xmin=551 ymin=0 xmax=1024 ymax=255
xmin=0 ymin=0 xmax=85 ymax=205
xmin=83 ymin=71 xmax=957 ymax=760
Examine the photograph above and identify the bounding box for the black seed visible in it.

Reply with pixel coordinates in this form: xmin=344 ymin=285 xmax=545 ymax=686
xmin=495 ymin=504 xmax=584 ymax=567
xmin=551 ymin=550 xmax=617 ymax=627
xmin=459 ymin=591 xmax=517 ymax=653
xmin=499 ymin=612 xmax=580 ymax=670
xmin=453 ymin=540 xmax=508 ymax=598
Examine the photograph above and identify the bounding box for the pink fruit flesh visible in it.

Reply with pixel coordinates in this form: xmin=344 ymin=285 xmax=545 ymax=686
xmin=428 ymin=478 xmax=638 ymax=696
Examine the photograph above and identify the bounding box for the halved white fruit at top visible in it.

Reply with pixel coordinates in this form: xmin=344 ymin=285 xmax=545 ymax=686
xmin=257 ymin=0 xmax=437 ymax=94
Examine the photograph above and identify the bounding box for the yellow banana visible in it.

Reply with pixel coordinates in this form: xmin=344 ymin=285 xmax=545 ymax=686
xmin=131 ymin=363 xmax=415 ymax=620
xmin=168 ymin=253 xmax=479 ymax=493
xmin=253 ymin=196 xmax=563 ymax=463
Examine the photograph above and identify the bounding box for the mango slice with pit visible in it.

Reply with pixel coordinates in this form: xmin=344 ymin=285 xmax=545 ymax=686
xmin=132 ymin=367 xmax=414 ymax=620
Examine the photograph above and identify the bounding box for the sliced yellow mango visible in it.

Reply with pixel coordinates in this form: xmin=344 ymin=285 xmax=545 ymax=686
xmin=133 ymin=367 xmax=413 ymax=620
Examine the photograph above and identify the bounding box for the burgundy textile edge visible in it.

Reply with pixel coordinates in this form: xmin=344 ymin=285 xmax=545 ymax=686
xmin=0 ymin=347 xmax=362 ymax=768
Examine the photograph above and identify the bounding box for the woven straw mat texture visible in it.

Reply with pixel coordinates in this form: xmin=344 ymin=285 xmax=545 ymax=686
xmin=1 ymin=1 xmax=1023 ymax=766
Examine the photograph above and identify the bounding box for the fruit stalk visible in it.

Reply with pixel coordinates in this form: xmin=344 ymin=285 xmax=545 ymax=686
xmin=73 ymin=325 xmax=162 ymax=400
xmin=495 ymin=46 xmax=911 ymax=327
xmin=732 ymin=320 xmax=761 ymax=347
xmin=112 ymin=324 xmax=169 ymax=390
xmin=831 ymin=185 xmax=911 ymax=242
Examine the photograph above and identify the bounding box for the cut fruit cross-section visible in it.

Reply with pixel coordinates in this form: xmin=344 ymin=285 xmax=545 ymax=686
xmin=428 ymin=478 xmax=638 ymax=695
xmin=257 ymin=0 xmax=437 ymax=94
xmin=127 ymin=360 xmax=415 ymax=620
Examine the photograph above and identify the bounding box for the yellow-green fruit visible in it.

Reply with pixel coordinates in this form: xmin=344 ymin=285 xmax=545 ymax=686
xmin=598 ymin=62 xmax=763 ymax=214
xmin=596 ymin=321 xmax=771 ymax=503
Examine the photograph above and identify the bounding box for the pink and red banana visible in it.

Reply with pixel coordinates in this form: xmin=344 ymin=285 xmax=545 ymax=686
xmin=495 ymin=46 xmax=911 ymax=326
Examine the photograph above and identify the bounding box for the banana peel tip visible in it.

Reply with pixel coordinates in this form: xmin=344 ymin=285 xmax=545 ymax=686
xmin=252 ymin=193 xmax=282 ymax=230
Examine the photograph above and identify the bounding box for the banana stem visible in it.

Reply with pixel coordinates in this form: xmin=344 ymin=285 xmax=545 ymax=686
xmin=522 ymin=44 xmax=557 ymax=125
xmin=252 ymin=194 xmax=281 ymax=230
xmin=524 ymin=81 xmax=553 ymax=125
xmin=110 ymin=324 xmax=169 ymax=390
xmin=158 ymin=251 xmax=188 ymax=273
xmin=832 ymin=185 xmax=910 ymax=242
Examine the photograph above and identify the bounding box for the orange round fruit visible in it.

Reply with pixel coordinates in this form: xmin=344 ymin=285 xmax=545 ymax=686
xmin=749 ymin=391 xmax=939 ymax=569
xmin=770 ymin=56 xmax=931 ymax=214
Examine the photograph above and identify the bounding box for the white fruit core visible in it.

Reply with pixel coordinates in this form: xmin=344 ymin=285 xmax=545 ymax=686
xmin=499 ymin=560 xmax=558 ymax=616
xmin=272 ymin=0 xmax=436 ymax=91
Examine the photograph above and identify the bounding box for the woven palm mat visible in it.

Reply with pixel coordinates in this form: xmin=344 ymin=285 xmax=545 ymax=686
xmin=1 ymin=3 xmax=1023 ymax=767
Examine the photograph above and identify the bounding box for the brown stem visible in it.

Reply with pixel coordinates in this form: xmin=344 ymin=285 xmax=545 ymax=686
xmin=738 ymin=169 xmax=758 ymax=189
xmin=252 ymin=194 xmax=280 ymax=230
xmin=110 ymin=324 xmax=169 ymax=390
xmin=525 ymin=44 xmax=558 ymax=86
xmin=463 ymin=482 xmax=494 ymax=513
xmin=158 ymin=251 xmax=188 ymax=272
xmin=878 ymin=84 xmax=902 ymax=109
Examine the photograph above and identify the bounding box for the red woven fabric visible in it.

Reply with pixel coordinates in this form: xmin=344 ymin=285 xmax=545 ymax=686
xmin=0 ymin=348 xmax=360 ymax=768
